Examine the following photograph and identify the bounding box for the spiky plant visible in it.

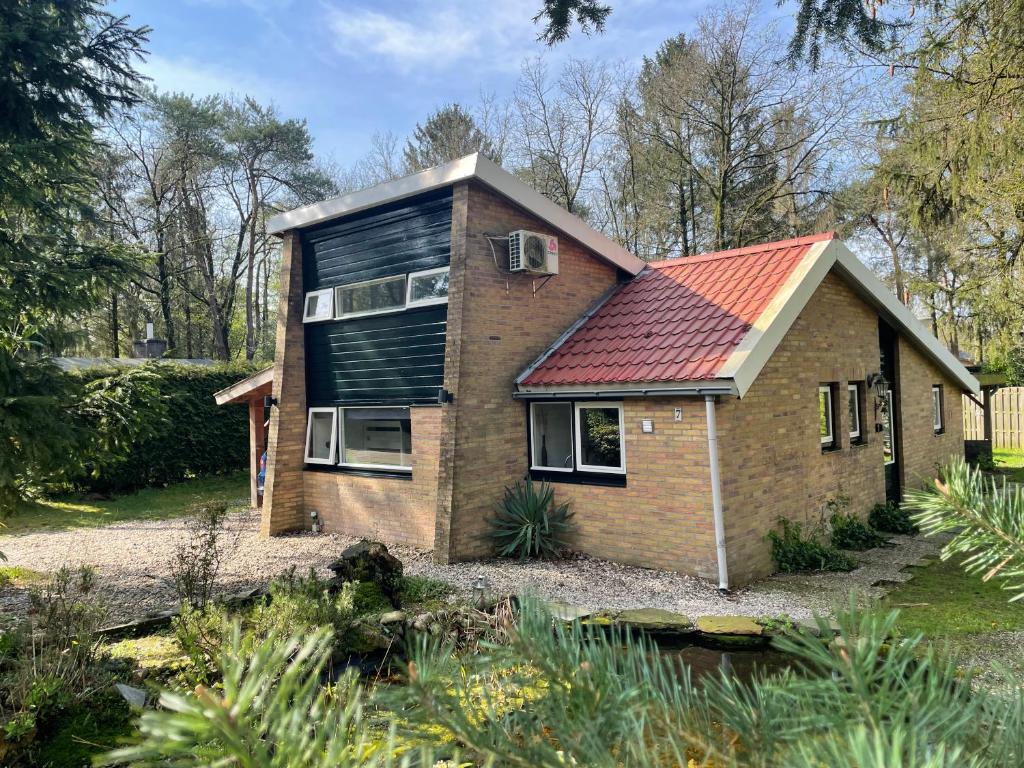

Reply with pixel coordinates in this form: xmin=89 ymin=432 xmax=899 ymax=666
xmin=905 ymin=458 xmax=1024 ymax=601
xmin=100 ymin=625 xmax=409 ymax=767
xmin=490 ymin=478 xmax=574 ymax=559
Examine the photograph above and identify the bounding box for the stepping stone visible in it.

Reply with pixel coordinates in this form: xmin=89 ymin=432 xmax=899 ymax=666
xmin=695 ymin=615 xmax=763 ymax=636
xmin=615 ymin=608 xmax=693 ymax=631
xmin=547 ymin=602 xmax=593 ymax=622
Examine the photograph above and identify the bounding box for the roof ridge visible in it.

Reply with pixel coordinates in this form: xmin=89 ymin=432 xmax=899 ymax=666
xmin=646 ymin=232 xmax=836 ymax=268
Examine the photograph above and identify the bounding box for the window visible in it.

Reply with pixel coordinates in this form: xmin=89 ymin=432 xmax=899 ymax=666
xmin=882 ymin=390 xmax=895 ymax=465
xmin=303 ymin=288 xmax=333 ymax=323
xmin=848 ymin=383 xmax=863 ymax=442
xmin=530 ymin=402 xmax=574 ymax=471
xmin=407 ymin=267 xmax=450 ymax=307
xmin=932 ymin=385 xmax=944 ymax=433
xmin=335 ymin=275 xmax=406 ymax=319
xmin=304 ymin=408 xmax=337 ymax=464
xmin=819 ymin=384 xmax=836 ymax=449
xmin=340 ymin=407 xmax=412 ymax=471
xmin=575 ymin=402 xmax=625 ymax=473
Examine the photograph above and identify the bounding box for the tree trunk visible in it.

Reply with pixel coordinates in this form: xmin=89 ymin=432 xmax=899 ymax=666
xmin=110 ymin=291 xmax=120 ymax=357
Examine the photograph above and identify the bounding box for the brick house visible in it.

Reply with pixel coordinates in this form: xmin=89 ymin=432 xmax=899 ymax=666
xmin=222 ymin=153 xmax=978 ymax=588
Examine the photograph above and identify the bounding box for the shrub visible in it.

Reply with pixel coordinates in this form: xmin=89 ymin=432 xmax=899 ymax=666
xmin=768 ymin=518 xmax=857 ymax=573
xmin=830 ymin=512 xmax=887 ymax=550
xmin=171 ymin=501 xmax=234 ymax=608
xmin=253 ymin=567 xmax=356 ymax=639
xmin=869 ymin=501 xmax=920 ymax=535
xmin=490 ymin=478 xmax=574 ymax=560
xmin=399 ymin=575 xmax=453 ymax=607
xmin=67 ymin=362 xmax=255 ymax=494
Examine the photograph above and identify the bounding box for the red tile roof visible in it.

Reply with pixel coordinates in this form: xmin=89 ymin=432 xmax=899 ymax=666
xmin=519 ymin=233 xmax=835 ymax=387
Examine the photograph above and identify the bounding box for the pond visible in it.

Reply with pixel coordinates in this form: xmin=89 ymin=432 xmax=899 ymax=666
xmin=658 ymin=642 xmax=794 ymax=684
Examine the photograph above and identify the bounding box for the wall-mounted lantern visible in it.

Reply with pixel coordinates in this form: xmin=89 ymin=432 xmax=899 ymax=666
xmin=264 ymin=394 xmax=278 ymax=409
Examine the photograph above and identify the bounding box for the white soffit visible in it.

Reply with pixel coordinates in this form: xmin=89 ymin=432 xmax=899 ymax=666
xmin=266 ymin=153 xmax=645 ymax=276
xmin=720 ymin=239 xmax=979 ymax=397
xmin=214 ymin=366 xmax=273 ymax=405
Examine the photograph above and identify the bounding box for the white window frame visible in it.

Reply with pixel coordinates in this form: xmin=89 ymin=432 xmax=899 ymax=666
xmin=819 ymin=385 xmax=834 ymax=447
xmin=303 ymin=288 xmax=334 ymax=323
xmin=529 ymin=401 xmax=574 ymax=473
xmin=304 ymin=407 xmax=338 ymax=465
xmin=932 ymin=385 xmax=944 ymax=432
xmin=574 ymin=401 xmax=626 ymax=474
xmin=848 ymin=383 xmax=862 ymax=441
xmin=338 ymin=406 xmax=413 ymax=473
xmin=406 ymin=266 xmax=450 ymax=308
xmin=334 ymin=275 xmax=407 ymax=320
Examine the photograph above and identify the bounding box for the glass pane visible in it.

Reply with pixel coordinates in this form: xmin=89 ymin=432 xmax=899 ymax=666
xmin=531 ymin=403 xmax=573 ymax=469
xmin=882 ymin=391 xmax=894 ymax=464
xmin=306 ymin=293 xmax=320 ymax=317
xmin=338 ymin=277 xmax=405 ymax=316
xmin=933 ymin=389 xmax=942 ymax=428
xmin=579 ymin=406 xmax=622 ymax=468
xmin=409 ymin=270 xmax=449 ymax=304
xmin=819 ymin=389 xmax=833 ymax=443
xmin=342 ymin=408 xmax=412 ymax=468
xmin=307 ymin=411 xmax=335 ymax=461
xmin=848 ymin=386 xmax=860 ymax=436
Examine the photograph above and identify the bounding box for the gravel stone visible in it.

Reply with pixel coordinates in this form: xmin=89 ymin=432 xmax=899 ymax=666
xmin=0 ymin=512 xmax=946 ymax=624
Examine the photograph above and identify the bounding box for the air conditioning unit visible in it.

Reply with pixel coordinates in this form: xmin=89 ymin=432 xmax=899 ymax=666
xmin=509 ymin=230 xmax=558 ymax=275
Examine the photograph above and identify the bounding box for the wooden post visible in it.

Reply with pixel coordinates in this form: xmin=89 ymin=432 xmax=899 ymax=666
xmin=249 ymin=397 xmax=266 ymax=509
xmin=983 ymin=386 xmax=993 ymax=443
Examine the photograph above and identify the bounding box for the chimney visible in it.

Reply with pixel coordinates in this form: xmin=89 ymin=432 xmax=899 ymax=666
xmin=133 ymin=323 xmax=168 ymax=358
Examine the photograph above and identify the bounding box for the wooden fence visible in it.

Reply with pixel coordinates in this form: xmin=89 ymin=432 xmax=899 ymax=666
xmin=964 ymin=387 xmax=1024 ymax=449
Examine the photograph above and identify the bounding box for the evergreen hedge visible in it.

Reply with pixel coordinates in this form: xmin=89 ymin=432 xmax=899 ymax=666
xmin=68 ymin=363 xmax=258 ymax=493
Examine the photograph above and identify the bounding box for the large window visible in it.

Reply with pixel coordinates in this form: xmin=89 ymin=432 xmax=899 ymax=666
xmin=882 ymin=390 xmax=895 ymax=465
xmin=341 ymin=407 xmax=412 ymax=471
xmin=528 ymin=401 xmax=625 ymax=477
xmin=932 ymin=385 xmax=944 ymax=433
xmin=819 ymin=384 xmax=836 ymax=450
xmin=335 ymin=275 xmax=406 ymax=319
xmin=304 ymin=406 xmax=412 ymax=471
xmin=304 ymin=407 xmax=338 ymax=464
xmin=848 ymin=382 xmax=863 ymax=442
xmin=407 ymin=267 xmax=450 ymax=307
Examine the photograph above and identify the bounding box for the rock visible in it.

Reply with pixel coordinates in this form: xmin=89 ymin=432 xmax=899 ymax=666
xmin=114 ymin=683 xmax=147 ymax=710
xmin=379 ymin=610 xmax=406 ymax=626
xmin=327 ymin=540 xmax=403 ymax=607
xmin=547 ymin=602 xmax=593 ymax=622
xmin=615 ymin=608 xmax=693 ymax=631
xmin=411 ymin=613 xmax=431 ymax=631
xmin=350 ymin=623 xmax=393 ymax=653
xmin=694 ymin=615 xmax=763 ymax=636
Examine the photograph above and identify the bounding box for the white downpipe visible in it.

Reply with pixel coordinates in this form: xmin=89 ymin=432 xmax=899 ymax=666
xmin=704 ymin=394 xmax=729 ymax=593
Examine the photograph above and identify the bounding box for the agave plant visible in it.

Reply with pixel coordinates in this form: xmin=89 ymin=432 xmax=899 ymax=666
xmin=490 ymin=478 xmax=574 ymax=559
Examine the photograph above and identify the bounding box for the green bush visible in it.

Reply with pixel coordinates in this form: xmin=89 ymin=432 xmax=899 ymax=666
xmin=490 ymin=478 xmax=574 ymax=559
xmin=254 ymin=567 xmax=356 ymax=639
xmin=399 ymin=575 xmax=453 ymax=607
xmin=768 ymin=518 xmax=858 ymax=573
xmin=830 ymin=512 xmax=888 ymax=550
xmin=68 ymin=362 xmax=256 ymax=493
xmin=869 ymin=501 xmax=920 ymax=535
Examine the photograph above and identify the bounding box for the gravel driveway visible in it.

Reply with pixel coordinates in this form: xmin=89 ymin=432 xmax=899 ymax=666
xmin=0 ymin=511 xmax=942 ymax=624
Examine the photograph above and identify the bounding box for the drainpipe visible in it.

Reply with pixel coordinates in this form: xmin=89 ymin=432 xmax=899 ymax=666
xmin=704 ymin=394 xmax=729 ymax=594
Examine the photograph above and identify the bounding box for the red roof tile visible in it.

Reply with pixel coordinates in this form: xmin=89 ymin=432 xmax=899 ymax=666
xmin=520 ymin=233 xmax=834 ymax=387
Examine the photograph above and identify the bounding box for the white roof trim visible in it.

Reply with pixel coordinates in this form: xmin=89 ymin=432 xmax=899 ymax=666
xmin=719 ymin=239 xmax=979 ymax=397
xmin=514 ymin=380 xmax=738 ymax=397
xmin=266 ymin=153 xmax=645 ymax=276
xmin=214 ymin=366 xmax=273 ymax=405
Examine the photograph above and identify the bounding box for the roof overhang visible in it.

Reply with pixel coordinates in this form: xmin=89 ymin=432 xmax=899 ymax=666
xmin=717 ymin=239 xmax=980 ymax=396
xmin=513 ymin=380 xmax=738 ymax=399
xmin=214 ymin=366 xmax=273 ymax=405
xmin=266 ymin=153 xmax=645 ymax=276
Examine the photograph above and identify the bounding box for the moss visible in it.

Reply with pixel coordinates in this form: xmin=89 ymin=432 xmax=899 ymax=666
xmin=695 ymin=615 xmax=764 ymax=636
xmin=106 ymin=633 xmax=187 ymax=673
xmin=615 ymin=608 xmax=693 ymax=631
xmin=353 ymin=581 xmax=392 ymax=615
xmin=31 ymin=688 xmax=136 ymax=767
xmin=0 ymin=566 xmax=48 ymax=588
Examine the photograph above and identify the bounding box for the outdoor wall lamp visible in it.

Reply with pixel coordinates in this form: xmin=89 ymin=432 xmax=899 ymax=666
xmin=264 ymin=394 xmax=278 ymax=409
xmin=867 ymin=372 xmax=888 ymax=400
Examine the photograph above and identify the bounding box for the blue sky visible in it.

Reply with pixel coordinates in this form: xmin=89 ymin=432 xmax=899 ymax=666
xmin=112 ymin=0 xmax=792 ymax=167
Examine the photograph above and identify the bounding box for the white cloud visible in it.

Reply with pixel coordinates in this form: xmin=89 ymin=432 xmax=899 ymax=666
xmin=322 ymin=0 xmax=537 ymax=72
xmin=139 ymin=53 xmax=287 ymax=106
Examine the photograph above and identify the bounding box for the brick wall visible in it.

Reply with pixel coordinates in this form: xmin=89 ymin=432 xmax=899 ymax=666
xmin=896 ymin=337 xmax=964 ymax=491
xmin=549 ymin=397 xmax=717 ymax=575
xmin=439 ymin=182 xmax=623 ymax=561
xmin=304 ymin=405 xmax=441 ymax=547
xmin=715 ymin=272 xmax=886 ymax=584
xmin=262 ymin=231 xmax=308 ymax=535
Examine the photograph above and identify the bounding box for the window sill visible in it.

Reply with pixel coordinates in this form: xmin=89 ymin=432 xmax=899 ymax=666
xmin=849 ymin=438 xmax=868 ymax=449
xmin=820 ymin=444 xmax=840 ymax=454
xmin=530 ymin=469 xmax=626 ymax=488
xmin=934 ymin=429 xmax=945 ymax=436
xmin=304 ymin=465 xmax=412 ymax=481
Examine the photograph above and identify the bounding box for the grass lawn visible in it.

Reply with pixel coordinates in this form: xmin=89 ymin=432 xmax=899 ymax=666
xmin=884 ymin=556 xmax=1024 ymax=636
xmin=993 ymin=447 xmax=1024 ymax=483
xmin=0 ymin=471 xmax=249 ymax=535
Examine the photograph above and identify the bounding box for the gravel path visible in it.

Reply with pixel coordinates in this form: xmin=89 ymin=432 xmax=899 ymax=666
xmin=0 ymin=512 xmax=943 ymax=624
